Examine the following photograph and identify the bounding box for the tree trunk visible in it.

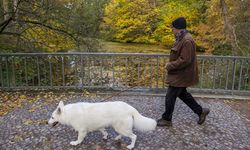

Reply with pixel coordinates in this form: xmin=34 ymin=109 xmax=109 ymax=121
xmin=3 ymin=0 xmax=9 ymax=21
xmin=13 ymin=0 xmax=18 ymax=21
xmin=220 ymin=0 xmax=239 ymax=55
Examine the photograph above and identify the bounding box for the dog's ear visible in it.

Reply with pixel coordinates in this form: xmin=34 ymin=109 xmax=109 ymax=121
xmin=58 ymin=101 xmax=64 ymax=108
xmin=57 ymin=107 xmax=62 ymax=114
xmin=57 ymin=101 xmax=64 ymax=114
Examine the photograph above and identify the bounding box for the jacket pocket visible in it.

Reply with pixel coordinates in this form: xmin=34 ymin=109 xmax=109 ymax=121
xmin=170 ymin=47 xmax=179 ymax=61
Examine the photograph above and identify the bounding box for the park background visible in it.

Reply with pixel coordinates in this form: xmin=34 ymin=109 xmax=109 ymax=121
xmin=0 ymin=1 xmax=250 ymax=150
xmin=0 ymin=0 xmax=249 ymax=56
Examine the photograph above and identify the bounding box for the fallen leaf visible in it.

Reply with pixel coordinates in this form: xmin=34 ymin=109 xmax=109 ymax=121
xmin=20 ymin=95 xmax=27 ymax=99
xmin=23 ymin=119 xmax=33 ymax=125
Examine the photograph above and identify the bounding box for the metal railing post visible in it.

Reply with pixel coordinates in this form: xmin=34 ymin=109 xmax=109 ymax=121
xmin=231 ymin=58 xmax=237 ymax=95
xmin=0 ymin=57 xmax=3 ymax=87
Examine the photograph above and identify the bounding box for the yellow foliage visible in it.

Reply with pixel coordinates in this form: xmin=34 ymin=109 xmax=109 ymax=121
xmin=19 ymin=95 xmax=27 ymax=100
xmin=155 ymin=1 xmax=199 ymax=44
xmin=103 ymin=0 xmax=200 ymax=46
xmin=103 ymin=0 xmax=159 ymax=44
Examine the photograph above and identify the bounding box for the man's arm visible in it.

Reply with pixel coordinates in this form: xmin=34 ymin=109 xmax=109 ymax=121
xmin=166 ymin=40 xmax=194 ymax=71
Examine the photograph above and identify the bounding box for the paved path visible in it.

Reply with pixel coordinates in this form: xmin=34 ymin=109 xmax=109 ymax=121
xmin=0 ymin=96 xmax=249 ymax=150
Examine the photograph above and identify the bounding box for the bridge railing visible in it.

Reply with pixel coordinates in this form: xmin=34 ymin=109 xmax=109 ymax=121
xmin=0 ymin=53 xmax=249 ymax=95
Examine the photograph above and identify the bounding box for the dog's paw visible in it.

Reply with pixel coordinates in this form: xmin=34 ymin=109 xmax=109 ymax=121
xmin=70 ymin=141 xmax=80 ymax=146
xmin=115 ymin=135 xmax=121 ymax=140
xmin=103 ymin=135 xmax=108 ymax=140
xmin=126 ymin=145 xmax=134 ymax=150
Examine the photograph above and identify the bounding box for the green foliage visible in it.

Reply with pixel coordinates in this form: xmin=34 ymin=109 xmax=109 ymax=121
xmin=23 ymin=27 xmax=76 ymax=52
xmin=212 ymin=42 xmax=232 ymax=56
xmin=0 ymin=0 xmax=109 ymax=52
xmin=233 ymin=0 xmax=250 ymax=56
xmin=71 ymin=0 xmax=108 ymax=37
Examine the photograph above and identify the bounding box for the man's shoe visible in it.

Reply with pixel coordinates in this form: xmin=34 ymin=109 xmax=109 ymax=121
xmin=157 ymin=118 xmax=172 ymax=127
xmin=198 ymin=108 xmax=210 ymax=125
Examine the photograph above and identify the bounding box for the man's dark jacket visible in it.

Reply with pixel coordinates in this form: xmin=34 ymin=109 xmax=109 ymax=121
xmin=166 ymin=32 xmax=199 ymax=87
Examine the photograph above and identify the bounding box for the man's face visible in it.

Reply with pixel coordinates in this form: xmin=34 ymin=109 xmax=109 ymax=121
xmin=172 ymin=27 xmax=180 ymax=35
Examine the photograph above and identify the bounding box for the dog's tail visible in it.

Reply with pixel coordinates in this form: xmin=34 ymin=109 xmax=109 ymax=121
xmin=131 ymin=108 xmax=156 ymax=132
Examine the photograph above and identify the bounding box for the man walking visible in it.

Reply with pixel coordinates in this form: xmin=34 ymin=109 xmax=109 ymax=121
xmin=157 ymin=17 xmax=210 ymax=127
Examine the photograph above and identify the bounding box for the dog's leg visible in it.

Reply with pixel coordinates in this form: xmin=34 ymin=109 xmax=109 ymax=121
xmin=113 ymin=117 xmax=136 ymax=149
xmin=99 ymin=128 xmax=108 ymax=140
xmin=70 ymin=131 xmax=87 ymax=146
xmin=126 ymin=133 xmax=137 ymax=150
xmin=114 ymin=134 xmax=122 ymax=140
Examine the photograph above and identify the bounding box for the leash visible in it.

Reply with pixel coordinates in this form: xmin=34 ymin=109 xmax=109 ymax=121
xmin=99 ymin=58 xmax=167 ymax=102
xmin=100 ymin=80 xmax=144 ymax=102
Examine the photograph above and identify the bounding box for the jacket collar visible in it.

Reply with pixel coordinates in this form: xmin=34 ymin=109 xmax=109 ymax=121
xmin=175 ymin=29 xmax=188 ymax=42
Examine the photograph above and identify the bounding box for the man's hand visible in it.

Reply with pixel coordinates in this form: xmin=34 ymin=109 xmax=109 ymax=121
xmin=165 ymin=63 xmax=170 ymax=71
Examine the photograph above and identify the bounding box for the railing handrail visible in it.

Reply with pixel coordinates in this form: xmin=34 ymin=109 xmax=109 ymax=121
xmin=0 ymin=52 xmax=169 ymax=57
xmin=0 ymin=52 xmax=250 ymax=59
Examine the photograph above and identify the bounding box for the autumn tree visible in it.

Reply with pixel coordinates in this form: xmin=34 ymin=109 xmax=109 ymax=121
xmin=102 ymin=0 xmax=160 ymax=44
xmin=153 ymin=0 xmax=201 ymax=47
xmin=0 ymin=0 xmax=109 ymax=52
xmin=194 ymin=0 xmax=250 ymax=55
xmin=103 ymin=0 xmax=204 ymax=48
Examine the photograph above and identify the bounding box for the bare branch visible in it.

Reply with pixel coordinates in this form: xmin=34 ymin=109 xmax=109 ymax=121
xmin=22 ymin=20 xmax=78 ymax=42
xmin=0 ymin=31 xmax=21 ymax=36
xmin=0 ymin=17 xmax=13 ymax=33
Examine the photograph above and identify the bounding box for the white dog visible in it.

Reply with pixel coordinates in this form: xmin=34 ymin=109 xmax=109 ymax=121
xmin=48 ymin=101 xmax=156 ymax=149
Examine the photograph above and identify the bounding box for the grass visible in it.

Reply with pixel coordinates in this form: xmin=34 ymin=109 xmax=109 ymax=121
xmin=99 ymin=41 xmax=170 ymax=54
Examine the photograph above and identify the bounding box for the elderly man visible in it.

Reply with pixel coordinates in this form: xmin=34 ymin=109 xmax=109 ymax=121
xmin=157 ymin=17 xmax=210 ymax=127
